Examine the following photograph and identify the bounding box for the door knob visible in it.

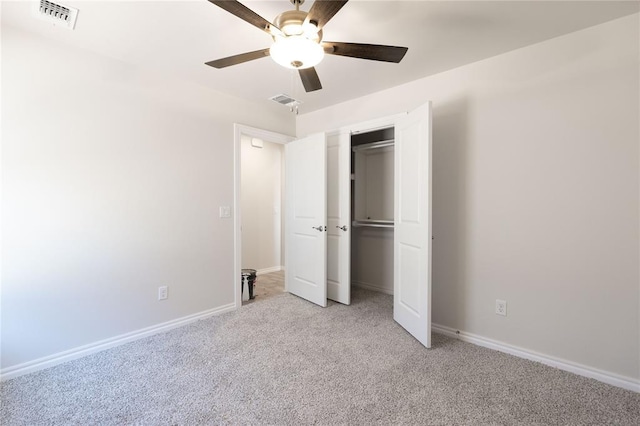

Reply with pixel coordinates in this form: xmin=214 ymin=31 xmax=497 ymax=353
xmin=336 ymin=225 xmax=348 ymax=231
xmin=312 ymin=226 xmax=324 ymax=232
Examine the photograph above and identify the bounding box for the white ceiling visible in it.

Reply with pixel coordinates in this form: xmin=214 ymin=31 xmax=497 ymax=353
xmin=3 ymin=0 xmax=638 ymax=113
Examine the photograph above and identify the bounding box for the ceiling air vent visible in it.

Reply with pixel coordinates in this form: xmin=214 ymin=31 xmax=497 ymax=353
xmin=269 ymin=94 xmax=302 ymax=114
xmin=35 ymin=0 xmax=79 ymax=30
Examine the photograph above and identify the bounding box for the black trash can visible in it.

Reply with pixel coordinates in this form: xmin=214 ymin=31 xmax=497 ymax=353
xmin=241 ymin=269 xmax=257 ymax=300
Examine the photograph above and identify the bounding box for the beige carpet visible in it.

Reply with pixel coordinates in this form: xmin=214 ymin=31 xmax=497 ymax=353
xmin=2 ymin=286 xmax=639 ymax=425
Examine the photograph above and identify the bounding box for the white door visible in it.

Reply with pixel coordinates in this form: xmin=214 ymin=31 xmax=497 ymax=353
xmin=393 ymin=102 xmax=433 ymax=347
xmin=285 ymin=133 xmax=327 ymax=307
xmin=326 ymin=131 xmax=351 ymax=305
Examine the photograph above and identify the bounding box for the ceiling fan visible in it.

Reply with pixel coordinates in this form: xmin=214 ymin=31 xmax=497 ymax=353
xmin=205 ymin=0 xmax=409 ymax=92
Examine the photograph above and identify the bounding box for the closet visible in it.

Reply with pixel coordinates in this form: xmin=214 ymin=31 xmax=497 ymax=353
xmin=350 ymin=127 xmax=395 ymax=295
xmin=284 ymin=102 xmax=433 ymax=347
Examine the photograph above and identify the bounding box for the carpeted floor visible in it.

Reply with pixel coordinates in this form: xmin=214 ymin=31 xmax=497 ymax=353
xmin=1 ymin=287 xmax=639 ymax=425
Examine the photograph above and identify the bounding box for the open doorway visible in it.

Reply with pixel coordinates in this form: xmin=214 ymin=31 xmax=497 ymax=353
xmin=233 ymin=124 xmax=294 ymax=309
xmin=240 ymin=135 xmax=284 ymax=304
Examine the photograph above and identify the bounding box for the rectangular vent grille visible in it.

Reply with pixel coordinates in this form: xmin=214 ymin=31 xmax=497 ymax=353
xmin=269 ymin=94 xmax=301 ymax=108
xmin=36 ymin=0 xmax=78 ymax=30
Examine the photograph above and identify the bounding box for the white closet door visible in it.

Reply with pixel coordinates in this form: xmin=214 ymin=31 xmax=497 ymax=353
xmin=285 ymin=133 xmax=327 ymax=307
xmin=393 ymin=102 xmax=433 ymax=347
xmin=326 ymin=131 xmax=351 ymax=305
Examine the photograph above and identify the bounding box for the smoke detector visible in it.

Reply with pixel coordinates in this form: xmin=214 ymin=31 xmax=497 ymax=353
xmin=35 ymin=0 xmax=79 ymax=30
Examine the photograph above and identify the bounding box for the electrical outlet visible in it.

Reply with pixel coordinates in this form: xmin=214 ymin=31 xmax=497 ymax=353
xmin=496 ymin=299 xmax=507 ymax=316
xmin=158 ymin=286 xmax=168 ymax=300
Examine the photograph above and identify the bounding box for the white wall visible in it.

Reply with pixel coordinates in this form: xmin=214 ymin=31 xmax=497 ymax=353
xmin=298 ymin=15 xmax=640 ymax=381
xmin=1 ymin=25 xmax=294 ymax=370
xmin=240 ymin=136 xmax=284 ymax=272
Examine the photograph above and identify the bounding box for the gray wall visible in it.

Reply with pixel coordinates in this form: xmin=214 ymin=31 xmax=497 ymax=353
xmin=1 ymin=25 xmax=294 ymax=369
xmin=297 ymin=15 xmax=640 ymax=381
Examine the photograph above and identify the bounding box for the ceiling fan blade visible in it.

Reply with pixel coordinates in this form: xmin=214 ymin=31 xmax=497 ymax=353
xmin=205 ymin=48 xmax=270 ymax=69
xmin=208 ymin=0 xmax=281 ymax=35
xmin=299 ymin=67 xmax=322 ymax=92
xmin=304 ymin=0 xmax=348 ymax=30
xmin=323 ymin=42 xmax=408 ymax=63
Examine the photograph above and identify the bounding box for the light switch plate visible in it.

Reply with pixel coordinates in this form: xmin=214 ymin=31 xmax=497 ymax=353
xmin=219 ymin=206 xmax=231 ymax=218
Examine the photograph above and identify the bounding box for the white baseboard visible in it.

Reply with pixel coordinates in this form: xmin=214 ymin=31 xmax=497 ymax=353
xmin=1 ymin=303 xmax=236 ymax=381
xmin=432 ymin=323 xmax=640 ymax=393
xmin=352 ymin=280 xmax=394 ymax=295
xmin=256 ymin=266 xmax=283 ymax=275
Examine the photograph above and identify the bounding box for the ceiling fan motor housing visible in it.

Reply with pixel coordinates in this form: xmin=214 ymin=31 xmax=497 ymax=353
xmin=273 ymin=9 xmax=322 ymax=41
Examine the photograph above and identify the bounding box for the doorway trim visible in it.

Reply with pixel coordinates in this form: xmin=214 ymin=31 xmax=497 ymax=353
xmin=233 ymin=124 xmax=295 ymax=310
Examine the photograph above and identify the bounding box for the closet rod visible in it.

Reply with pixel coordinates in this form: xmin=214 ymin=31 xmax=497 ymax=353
xmin=352 ymin=220 xmax=394 ymax=229
xmin=351 ymin=139 xmax=394 ymax=152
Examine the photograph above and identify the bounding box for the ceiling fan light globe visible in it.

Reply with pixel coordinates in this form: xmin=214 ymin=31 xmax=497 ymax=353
xmin=270 ymin=36 xmax=324 ymax=70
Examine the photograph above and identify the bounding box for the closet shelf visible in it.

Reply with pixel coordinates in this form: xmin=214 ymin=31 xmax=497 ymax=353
xmin=352 ymin=219 xmax=394 ymax=229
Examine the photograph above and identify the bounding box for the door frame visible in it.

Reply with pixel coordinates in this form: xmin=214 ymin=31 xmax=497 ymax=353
xmin=340 ymin=113 xmax=406 ymax=137
xmin=233 ymin=124 xmax=295 ymax=310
